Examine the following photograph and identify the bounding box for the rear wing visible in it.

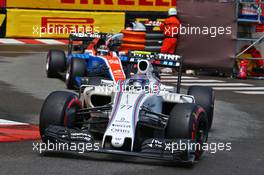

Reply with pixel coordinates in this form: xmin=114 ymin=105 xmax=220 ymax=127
xmin=121 ymin=50 xmax=183 ymax=68
xmin=69 ymin=33 xmax=111 ymax=42
xmin=120 ymin=50 xmax=184 ymax=93
xmin=68 ymin=33 xmax=110 ymax=55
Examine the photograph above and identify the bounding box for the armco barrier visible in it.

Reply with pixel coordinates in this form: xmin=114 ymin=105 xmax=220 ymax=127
xmin=6 ymin=9 xmax=125 ymax=38
xmin=6 ymin=0 xmax=176 ymax=11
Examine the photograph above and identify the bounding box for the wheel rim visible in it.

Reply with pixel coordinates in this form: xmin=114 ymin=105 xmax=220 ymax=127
xmin=46 ymin=56 xmax=50 ymax=72
xmin=196 ymin=119 xmax=208 ymax=143
xmin=63 ymin=97 xmax=82 ymax=128
xmin=66 ymin=67 xmax=70 ymax=83
xmin=193 ymin=113 xmax=208 ymax=159
xmin=64 ymin=107 xmax=77 ymax=127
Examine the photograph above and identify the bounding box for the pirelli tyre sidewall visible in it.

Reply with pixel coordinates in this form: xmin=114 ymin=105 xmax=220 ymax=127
xmin=188 ymin=86 xmax=215 ymax=130
xmin=39 ymin=91 xmax=82 ymax=142
xmin=46 ymin=50 xmax=66 ymax=78
xmin=66 ymin=58 xmax=87 ymax=89
xmin=166 ymin=103 xmax=208 ymax=160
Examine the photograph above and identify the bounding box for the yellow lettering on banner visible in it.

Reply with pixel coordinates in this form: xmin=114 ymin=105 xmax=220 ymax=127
xmin=7 ymin=0 xmax=176 ymax=11
xmin=6 ymin=9 xmax=125 ymax=38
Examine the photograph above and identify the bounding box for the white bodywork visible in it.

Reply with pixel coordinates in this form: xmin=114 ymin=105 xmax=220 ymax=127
xmin=80 ymin=60 xmax=195 ymax=150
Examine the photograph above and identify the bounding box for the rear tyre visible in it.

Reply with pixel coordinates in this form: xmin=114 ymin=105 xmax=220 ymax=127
xmin=166 ymin=103 xmax=208 ymax=160
xmin=66 ymin=59 xmax=87 ymax=89
xmin=39 ymin=91 xmax=82 ymax=141
xmin=188 ymin=86 xmax=215 ymax=130
xmin=46 ymin=50 xmax=66 ymax=78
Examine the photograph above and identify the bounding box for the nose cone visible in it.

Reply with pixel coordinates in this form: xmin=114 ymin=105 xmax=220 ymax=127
xmin=111 ymin=136 xmax=125 ymax=148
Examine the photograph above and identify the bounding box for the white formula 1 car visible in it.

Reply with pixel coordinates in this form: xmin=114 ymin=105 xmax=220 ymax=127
xmin=39 ymin=52 xmax=215 ymax=165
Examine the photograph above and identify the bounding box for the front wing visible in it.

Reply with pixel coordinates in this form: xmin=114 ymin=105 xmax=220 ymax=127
xmin=42 ymin=126 xmax=196 ymax=165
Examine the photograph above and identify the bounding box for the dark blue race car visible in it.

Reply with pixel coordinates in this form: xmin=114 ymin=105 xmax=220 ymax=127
xmin=45 ymin=33 xmax=127 ymax=89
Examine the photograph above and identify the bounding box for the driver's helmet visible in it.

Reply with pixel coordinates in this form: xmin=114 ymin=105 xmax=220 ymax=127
xmin=97 ymin=45 xmax=109 ymax=55
xmin=133 ymin=80 xmax=143 ymax=89
xmin=130 ymin=75 xmax=149 ymax=90
xmin=132 ymin=22 xmax=146 ymax=31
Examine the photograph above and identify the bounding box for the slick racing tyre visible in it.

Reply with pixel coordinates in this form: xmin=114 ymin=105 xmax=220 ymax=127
xmin=46 ymin=50 xmax=66 ymax=78
xmin=166 ymin=103 xmax=208 ymax=160
xmin=188 ymin=86 xmax=215 ymax=130
xmin=66 ymin=58 xmax=87 ymax=89
xmin=39 ymin=91 xmax=82 ymax=141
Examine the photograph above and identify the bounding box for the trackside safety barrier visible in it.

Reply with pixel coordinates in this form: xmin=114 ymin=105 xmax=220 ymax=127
xmin=120 ymin=30 xmax=145 ymax=52
xmin=120 ymin=30 xmax=164 ymax=53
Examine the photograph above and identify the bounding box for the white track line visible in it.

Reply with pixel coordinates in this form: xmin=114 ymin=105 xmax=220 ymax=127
xmin=160 ymin=76 xmax=197 ymax=79
xmin=213 ymin=87 xmax=264 ymax=90
xmin=161 ymin=79 xmax=224 ymax=83
xmin=0 ymin=119 xmax=28 ymax=125
xmin=234 ymin=91 xmax=264 ymax=95
xmin=180 ymin=83 xmax=253 ymax=86
xmin=0 ymin=39 xmax=24 ymax=44
xmin=35 ymin=39 xmax=64 ymax=45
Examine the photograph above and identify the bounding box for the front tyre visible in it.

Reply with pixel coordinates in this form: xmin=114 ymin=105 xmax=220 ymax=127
xmin=166 ymin=103 xmax=208 ymax=160
xmin=188 ymin=86 xmax=215 ymax=130
xmin=39 ymin=91 xmax=82 ymax=141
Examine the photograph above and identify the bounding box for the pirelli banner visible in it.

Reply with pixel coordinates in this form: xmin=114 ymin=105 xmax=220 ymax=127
xmin=6 ymin=0 xmax=176 ymax=11
xmin=6 ymin=9 xmax=125 ymax=38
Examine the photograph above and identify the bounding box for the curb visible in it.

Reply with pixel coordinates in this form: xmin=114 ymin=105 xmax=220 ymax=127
xmin=0 ymin=119 xmax=40 ymax=142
